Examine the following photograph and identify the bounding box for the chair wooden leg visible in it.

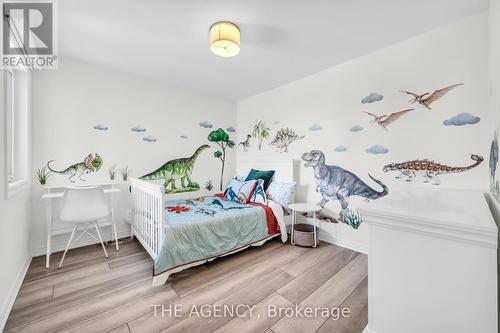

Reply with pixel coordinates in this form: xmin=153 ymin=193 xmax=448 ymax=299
xmin=95 ymin=223 xmax=108 ymax=258
xmin=113 ymin=223 xmax=119 ymax=251
xmin=59 ymin=225 xmax=77 ymax=268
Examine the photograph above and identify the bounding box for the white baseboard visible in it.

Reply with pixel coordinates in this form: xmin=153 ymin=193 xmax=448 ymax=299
xmin=0 ymin=254 xmax=31 ymax=332
xmin=30 ymin=228 xmax=131 ymax=257
xmin=319 ymin=230 xmax=368 ymax=254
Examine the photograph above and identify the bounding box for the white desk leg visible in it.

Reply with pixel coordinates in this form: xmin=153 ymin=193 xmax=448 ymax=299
xmin=45 ymin=198 xmax=52 ymax=268
xmin=110 ymin=189 xmax=119 ymax=251
xmin=313 ymin=211 xmax=317 ymax=247
xmin=291 ymin=210 xmax=295 ymax=245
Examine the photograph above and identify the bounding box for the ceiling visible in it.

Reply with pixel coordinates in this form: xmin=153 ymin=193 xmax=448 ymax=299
xmin=59 ymin=0 xmax=488 ymax=101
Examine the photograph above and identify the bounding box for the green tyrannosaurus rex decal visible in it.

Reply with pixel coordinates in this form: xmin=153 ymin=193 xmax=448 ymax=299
xmin=47 ymin=153 xmax=103 ymax=183
xmin=140 ymin=144 xmax=210 ymax=194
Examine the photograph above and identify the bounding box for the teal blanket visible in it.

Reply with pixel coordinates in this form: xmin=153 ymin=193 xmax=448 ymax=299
xmin=154 ymin=196 xmax=270 ymax=276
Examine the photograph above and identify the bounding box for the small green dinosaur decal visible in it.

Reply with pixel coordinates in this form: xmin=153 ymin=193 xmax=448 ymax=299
xmin=47 ymin=153 xmax=103 ymax=183
xmin=140 ymin=145 xmax=210 ymax=193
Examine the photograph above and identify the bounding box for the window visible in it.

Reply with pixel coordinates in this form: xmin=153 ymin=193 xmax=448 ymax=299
xmin=4 ymin=69 xmax=31 ymax=198
xmin=6 ymin=69 xmax=14 ymax=183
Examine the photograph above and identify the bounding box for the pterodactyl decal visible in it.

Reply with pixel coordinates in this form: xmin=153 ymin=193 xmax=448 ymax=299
xmin=400 ymin=83 xmax=463 ymax=110
xmin=364 ymin=109 xmax=414 ymax=131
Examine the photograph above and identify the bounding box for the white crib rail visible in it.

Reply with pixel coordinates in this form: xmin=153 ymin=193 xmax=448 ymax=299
xmin=130 ymin=178 xmax=164 ymax=260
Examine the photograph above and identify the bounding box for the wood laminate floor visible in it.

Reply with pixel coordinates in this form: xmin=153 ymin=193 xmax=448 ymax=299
xmin=5 ymin=238 xmax=368 ymax=333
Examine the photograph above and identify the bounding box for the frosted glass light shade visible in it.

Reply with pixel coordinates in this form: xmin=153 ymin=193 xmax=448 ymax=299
xmin=210 ymin=21 xmax=240 ymax=57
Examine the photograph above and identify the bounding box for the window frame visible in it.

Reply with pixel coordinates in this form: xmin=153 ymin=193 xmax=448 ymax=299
xmin=3 ymin=69 xmax=31 ymax=198
xmin=6 ymin=69 xmax=15 ymax=183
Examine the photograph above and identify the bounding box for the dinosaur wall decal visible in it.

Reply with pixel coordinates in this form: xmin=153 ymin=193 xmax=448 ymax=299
xmin=400 ymin=83 xmax=463 ymax=110
xmin=238 ymin=134 xmax=251 ymax=152
xmin=269 ymin=127 xmax=305 ymax=152
xmin=47 ymin=153 xmax=103 ymax=183
xmin=364 ymin=109 xmax=414 ymax=130
xmin=302 ymin=150 xmax=388 ymax=221
xmin=490 ymin=129 xmax=499 ymax=199
xmin=383 ymin=154 xmax=484 ymax=185
xmin=139 ymin=144 xmax=209 ymax=193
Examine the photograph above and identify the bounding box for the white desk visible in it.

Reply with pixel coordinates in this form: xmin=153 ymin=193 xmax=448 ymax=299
xmin=41 ymin=184 xmax=121 ymax=268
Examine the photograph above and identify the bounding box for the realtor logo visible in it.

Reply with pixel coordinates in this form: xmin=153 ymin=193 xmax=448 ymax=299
xmin=1 ymin=0 xmax=58 ymax=69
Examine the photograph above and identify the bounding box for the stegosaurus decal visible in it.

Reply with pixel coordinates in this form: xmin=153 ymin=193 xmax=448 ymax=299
xmin=269 ymin=127 xmax=305 ymax=153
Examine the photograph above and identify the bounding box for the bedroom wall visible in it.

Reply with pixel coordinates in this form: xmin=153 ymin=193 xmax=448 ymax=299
xmin=0 ymin=71 xmax=32 ymax=330
xmin=237 ymin=13 xmax=490 ymax=253
xmin=30 ymin=57 xmax=237 ymax=255
xmin=488 ymin=0 xmax=500 ymax=213
xmin=487 ymin=0 xmax=500 ymax=326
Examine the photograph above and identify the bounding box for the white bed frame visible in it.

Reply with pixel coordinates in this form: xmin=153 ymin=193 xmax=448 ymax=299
xmin=129 ymin=158 xmax=296 ymax=271
xmin=129 ymin=178 xmax=165 ymax=260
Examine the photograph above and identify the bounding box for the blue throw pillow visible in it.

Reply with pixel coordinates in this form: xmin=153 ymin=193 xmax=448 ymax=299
xmin=225 ymin=179 xmax=258 ymax=203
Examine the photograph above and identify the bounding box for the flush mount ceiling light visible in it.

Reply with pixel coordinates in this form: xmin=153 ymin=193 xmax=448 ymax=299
xmin=210 ymin=21 xmax=240 ymax=57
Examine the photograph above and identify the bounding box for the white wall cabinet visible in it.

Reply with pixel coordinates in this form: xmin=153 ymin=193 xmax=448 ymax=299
xmin=359 ymin=189 xmax=497 ymax=333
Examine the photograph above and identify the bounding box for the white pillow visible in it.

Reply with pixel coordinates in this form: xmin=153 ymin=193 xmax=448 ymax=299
xmin=266 ymin=181 xmax=296 ymax=212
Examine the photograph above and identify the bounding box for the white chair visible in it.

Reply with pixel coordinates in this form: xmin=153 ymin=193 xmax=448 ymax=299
xmin=58 ymin=186 xmax=119 ymax=268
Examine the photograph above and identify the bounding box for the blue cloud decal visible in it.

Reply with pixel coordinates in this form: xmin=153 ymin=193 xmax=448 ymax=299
xmin=226 ymin=127 xmax=236 ymax=132
xmin=350 ymin=125 xmax=364 ymax=132
xmin=180 ymin=135 xmax=188 ymax=139
xmin=366 ymin=145 xmax=388 ymax=154
xmin=309 ymin=123 xmax=322 ymax=131
xmin=361 ymin=93 xmax=383 ymax=104
xmin=93 ymin=124 xmax=108 ymax=131
xmin=131 ymin=125 xmax=146 ymax=132
xmin=443 ymin=113 xmax=480 ymax=126
xmin=199 ymin=121 xmax=213 ymax=128
xmin=334 ymin=145 xmax=347 ymax=152
xmin=143 ymin=136 xmax=157 ymax=143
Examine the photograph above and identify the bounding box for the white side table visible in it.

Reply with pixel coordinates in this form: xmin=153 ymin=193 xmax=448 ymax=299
xmin=288 ymin=203 xmax=322 ymax=247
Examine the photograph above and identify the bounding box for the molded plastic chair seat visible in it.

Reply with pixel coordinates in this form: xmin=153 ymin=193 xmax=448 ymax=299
xmin=57 ymin=186 xmax=118 ymax=268
xmin=60 ymin=186 xmax=110 ymax=222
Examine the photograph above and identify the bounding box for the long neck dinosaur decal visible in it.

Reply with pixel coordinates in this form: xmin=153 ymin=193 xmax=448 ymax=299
xmin=47 ymin=153 xmax=103 ymax=183
xmin=140 ymin=144 xmax=210 ymax=193
xmin=191 ymin=145 xmax=209 ymax=160
xmin=383 ymin=154 xmax=484 ymax=185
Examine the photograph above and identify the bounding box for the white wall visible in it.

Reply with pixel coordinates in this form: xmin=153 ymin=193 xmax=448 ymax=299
xmin=0 ymin=71 xmax=32 ymax=330
xmin=488 ymin=0 xmax=500 ymax=213
xmin=487 ymin=0 xmax=500 ymax=327
xmin=30 ymin=57 xmax=237 ymax=255
xmin=237 ymin=14 xmax=490 ymax=252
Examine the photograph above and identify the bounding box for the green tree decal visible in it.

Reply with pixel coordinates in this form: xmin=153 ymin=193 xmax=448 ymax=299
xmin=252 ymin=120 xmax=270 ymax=150
xmin=208 ymin=128 xmax=235 ymax=190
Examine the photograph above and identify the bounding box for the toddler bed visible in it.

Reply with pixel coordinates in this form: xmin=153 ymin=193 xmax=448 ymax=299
xmin=129 ymin=159 xmax=296 ymax=285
